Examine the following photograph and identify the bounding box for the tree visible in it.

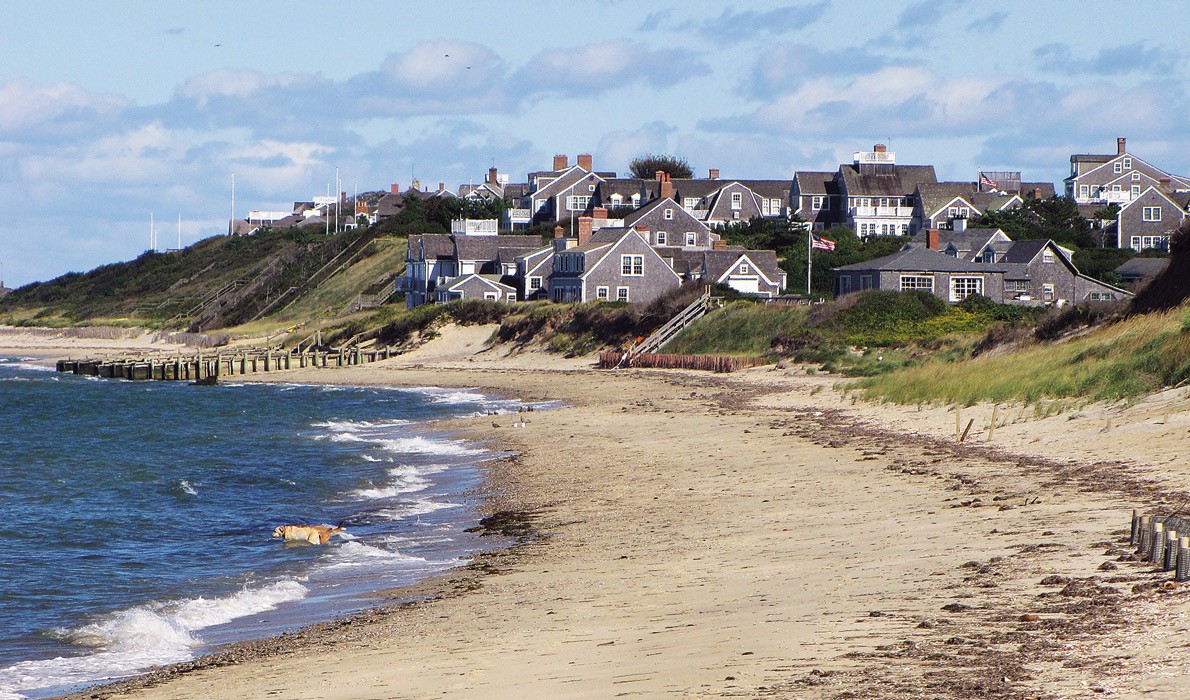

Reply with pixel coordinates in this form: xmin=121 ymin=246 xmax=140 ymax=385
xmin=628 ymin=153 xmax=693 ymax=180
xmin=970 ymin=196 xmax=1094 ymax=250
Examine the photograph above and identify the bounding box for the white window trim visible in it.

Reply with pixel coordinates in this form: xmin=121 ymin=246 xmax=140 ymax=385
xmin=655 ymin=231 xmax=667 ymax=245
xmin=616 ymin=286 xmax=629 ymax=302
xmin=621 ymin=254 xmax=644 ymax=276
xmin=685 ymin=232 xmax=696 ymax=246
xmin=596 ymin=286 xmax=609 ymax=300
xmin=663 ymin=208 xmax=674 ymax=220
xmin=529 ymin=276 xmax=542 ymax=290
xmin=1143 ymin=206 xmax=1162 ymax=222
xmin=899 ymin=275 xmax=935 ymax=292
xmin=949 ymin=276 xmax=984 ymax=302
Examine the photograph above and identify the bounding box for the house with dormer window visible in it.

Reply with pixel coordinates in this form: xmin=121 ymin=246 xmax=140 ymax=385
xmin=1116 ymin=186 xmax=1188 ymax=252
xmin=621 ymin=195 xmax=719 ymax=249
xmin=832 ymin=145 xmax=938 ymax=237
xmin=548 ymin=226 xmax=681 ymax=304
xmin=1065 ymin=137 xmax=1190 ymax=207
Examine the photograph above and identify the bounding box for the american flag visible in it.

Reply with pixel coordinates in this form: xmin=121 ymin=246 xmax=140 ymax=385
xmin=811 ymin=234 xmax=835 ymax=251
xmin=979 ymin=172 xmax=999 ymax=191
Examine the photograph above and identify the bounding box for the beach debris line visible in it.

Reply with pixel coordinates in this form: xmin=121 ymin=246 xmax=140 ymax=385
xmin=598 ymin=351 xmax=765 ymax=373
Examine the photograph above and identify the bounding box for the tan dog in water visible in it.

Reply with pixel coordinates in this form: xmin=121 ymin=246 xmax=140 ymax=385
xmin=272 ymin=523 xmax=344 ymax=545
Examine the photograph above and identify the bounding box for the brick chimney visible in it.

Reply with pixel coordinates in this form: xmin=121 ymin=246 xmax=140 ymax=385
xmin=553 ymin=154 xmax=569 ymax=171
xmin=655 ymin=170 xmax=665 ymax=181
xmin=577 ymin=216 xmax=594 ymax=246
xmin=1160 ymin=178 xmax=1172 ymax=190
xmin=488 ymin=167 xmax=498 ymax=185
xmin=874 ymin=143 xmax=887 ymax=153
xmin=712 ymin=239 xmax=727 ymax=250
xmin=592 ymin=206 xmax=608 ymax=222
xmin=926 ymin=229 xmax=940 ymax=250
xmin=391 ymin=183 xmax=400 ymax=194
xmin=1117 ymin=137 xmax=1127 ymax=156
xmin=341 ymin=191 xmax=347 ymax=204
xmin=709 ymin=168 xmax=720 ymax=180
xmin=438 ymin=182 xmax=445 ymax=193
xmin=634 ymin=224 xmax=648 ymax=233
xmin=660 ymin=173 xmax=674 ymax=201
xmin=577 ymin=153 xmax=593 ymax=171
xmin=554 ymin=225 xmax=565 ymax=239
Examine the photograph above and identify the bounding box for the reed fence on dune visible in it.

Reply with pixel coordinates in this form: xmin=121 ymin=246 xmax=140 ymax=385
xmin=598 ymin=351 xmax=766 ymax=373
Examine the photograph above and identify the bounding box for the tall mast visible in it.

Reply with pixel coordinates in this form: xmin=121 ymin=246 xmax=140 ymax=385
xmin=229 ymin=173 xmax=236 ymax=235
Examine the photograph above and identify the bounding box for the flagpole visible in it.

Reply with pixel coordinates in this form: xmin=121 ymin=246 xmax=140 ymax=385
xmin=806 ymin=226 xmax=812 ymax=297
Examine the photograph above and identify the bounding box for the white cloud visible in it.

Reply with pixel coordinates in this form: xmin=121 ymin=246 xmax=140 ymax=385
xmin=381 ymin=40 xmax=504 ymax=94
xmin=177 ymin=69 xmax=309 ymax=107
xmin=514 ymin=40 xmax=709 ymax=96
xmin=0 ymin=79 xmax=126 ymax=134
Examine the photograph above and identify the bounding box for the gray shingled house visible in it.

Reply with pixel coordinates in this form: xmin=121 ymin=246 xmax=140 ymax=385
xmin=1115 ymin=186 xmax=1187 ymax=252
xmin=437 ymin=274 xmax=517 ymax=303
xmin=548 ymin=227 xmax=681 ymax=303
xmin=833 ymin=247 xmax=1006 ymax=301
xmin=665 ymin=248 xmax=786 ymax=297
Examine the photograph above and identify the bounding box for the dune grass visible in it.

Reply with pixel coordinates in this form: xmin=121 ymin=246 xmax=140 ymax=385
xmin=662 ymin=302 xmax=810 ymax=356
xmin=855 ymin=304 xmax=1190 ymax=405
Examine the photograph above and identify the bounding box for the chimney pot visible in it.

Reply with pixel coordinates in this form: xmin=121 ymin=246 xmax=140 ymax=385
xmin=1117 ymin=137 xmax=1127 ymax=156
xmin=709 ymin=168 xmax=720 ymax=180
xmin=655 ymin=170 xmax=665 ymax=181
xmin=553 ymin=154 xmax=568 ymax=171
xmin=577 ymin=153 xmax=593 ymax=171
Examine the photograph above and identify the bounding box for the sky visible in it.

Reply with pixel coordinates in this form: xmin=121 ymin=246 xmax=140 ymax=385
xmin=1 ymin=0 xmax=1188 ymax=286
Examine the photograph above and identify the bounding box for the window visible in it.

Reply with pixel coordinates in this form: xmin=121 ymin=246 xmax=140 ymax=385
xmin=860 ymin=275 xmax=873 ymax=290
xmin=1005 ymin=280 xmax=1028 ymax=292
xmin=1141 ymin=235 xmax=1169 ymax=251
xmin=900 ymin=275 xmax=934 ymax=291
xmin=731 ymin=192 xmax=742 ymax=209
xmin=567 ymin=195 xmax=591 ymax=211
xmin=901 ymin=224 xmax=909 ymax=235
xmin=596 ymin=286 xmax=609 ymax=300
xmin=1112 ymin=184 xmax=1121 ymax=192
xmin=529 ymin=276 xmax=542 ymax=290
xmin=621 ymin=254 xmax=644 ymax=276
xmin=1079 ymin=185 xmax=1089 ymax=198
xmin=685 ymin=232 xmax=696 ymax=246
xmin=483 ymin=292 xmax=499 ymax=301
xmin=684 ymin=197 xmax=700 ymax=209
xmin=1131 ymin=236 xmax=1141 ymax=249
xmin=1114 ymin=162 xmax=1123 ymax=174
xmin=1123 ymin=157 xmax=1132 ymax=169
xmin=1143 ymin=206 xmax=1162 ymax=222
xmin=838 ymin=276 xmax=852 ymax=294
xmin=506 ymin=293 xmax=516 ymax=302
xmin=664 ymin=208 xmax=674 ymax=220
xmin=950 ymin=276 xmax=983 ymax=302
xmin=1131 ymin=185 xmax=1141 ymax=197
xmin=609 ymin=194 xmax=622 ymax=205
xmin=1089 ymin=292 xmax=1114 ymax=301
xmin=1043 ymin=284 xmax=1055 ymax=302
xmin=1132 ymin=172 xmax=1141 ymax=181
xmin=655 ymin=230 xmax=667 ymax=245
xmin=812 ymin=195 xmax=824 ymax=210
xmin=740 ymin=264 xmax=750 ymax=274
xmin=588 ymin=184 xmax=596 ymax=192
xmin=616 ymin=287 xmax=629 ymax=301
xmin=1042 ymin=250 xmax=1054 ymax=263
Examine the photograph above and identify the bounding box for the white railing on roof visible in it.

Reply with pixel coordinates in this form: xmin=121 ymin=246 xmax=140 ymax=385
xmin=850 ymin=205 xmax=913 ymax=217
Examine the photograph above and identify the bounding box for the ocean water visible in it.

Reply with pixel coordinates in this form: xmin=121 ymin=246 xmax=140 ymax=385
xmin=0 ymin=358 xmax=540 ymax=700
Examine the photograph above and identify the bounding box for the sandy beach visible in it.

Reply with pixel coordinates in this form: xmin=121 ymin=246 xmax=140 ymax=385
xmin=9 ymin=325 xmax=1187 ymax=699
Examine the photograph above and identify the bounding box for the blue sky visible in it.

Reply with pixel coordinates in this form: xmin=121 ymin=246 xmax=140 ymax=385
xmin=1 ymin=1 xmax=1188 ymax=286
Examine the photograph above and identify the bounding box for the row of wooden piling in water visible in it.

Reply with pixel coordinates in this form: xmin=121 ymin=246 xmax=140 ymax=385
xmin=598 ymin=351 xmax=766 ymax=373
xmin=55 ymin=346 xmax=396 ymax=382
xmin=1132 ymin=510 xmax=1190 ymax=582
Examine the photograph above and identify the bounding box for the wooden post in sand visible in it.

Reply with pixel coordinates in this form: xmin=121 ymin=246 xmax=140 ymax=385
xmin=987 ymin=405 xmax=999 ymax=442
xmin=1138 ymin=515 xmax=1152 ymax=556
xmin=959 ymin=419 xmax=975 ymax=442
xmin=1131 ymin=509 xmax=1141 ymax=545
xmin=1177 ymin=537 xmax=1190 ymax=582
xmin=955 ymin=407 xmax=961 ymax=440
xmin=1164 ymin=530 xmax=1179 ymax=571
xmin=1151 ymin=522 xmax=1166 ymax=566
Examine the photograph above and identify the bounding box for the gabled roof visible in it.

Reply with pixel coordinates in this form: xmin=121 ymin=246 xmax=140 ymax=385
xmin=568 ymin=227 xmax=626 ymax=253
xmin=907 ymin=228 xmax=1008 ymax=259
xmin=532 ymin=166 xmax=603 ymax=200
xmin=833 ymin=246 xmax=1003 ymax=273
xmin=444 ymin=273 xmax=514 ymax=293
xmin=621 ymin=196 xmax=708 ymax=231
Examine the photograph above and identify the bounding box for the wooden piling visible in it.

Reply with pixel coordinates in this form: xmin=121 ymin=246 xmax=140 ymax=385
xmin=1151 ymin=522 xmax=1166 ymax=565
xmin=1165 ymin=529 xmax=1179 ymax=571
xmin=1178 ymin=537 xmax=1190 ymax=583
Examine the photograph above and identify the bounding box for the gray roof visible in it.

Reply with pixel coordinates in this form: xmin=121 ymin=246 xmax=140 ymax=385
xmin=833 ymin=246 xmax=1003 ymax=273
xmin=1115 ymin=257 xmax=1170 ymax=279
xmin=999 ymin=239 xmax=1052 ymax=264
xmin=453 ymin=234 xmax=542 ymax=261
xmin=794 ymin=171 xmax=835 ymax=196
xmin=839 ymin=163 xmax=938 ymax=197
xmin=408 ymin=234 xmax=455 ymax=260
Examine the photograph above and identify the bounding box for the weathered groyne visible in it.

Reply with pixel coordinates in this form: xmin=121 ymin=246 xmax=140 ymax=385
xmin=56 ymin=346 xmax=395 ymax=381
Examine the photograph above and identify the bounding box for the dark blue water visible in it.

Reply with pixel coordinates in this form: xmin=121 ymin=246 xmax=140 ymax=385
xmin=0 ymin=359 xmax=536 ymax=699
